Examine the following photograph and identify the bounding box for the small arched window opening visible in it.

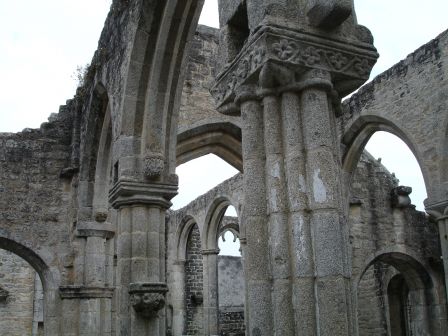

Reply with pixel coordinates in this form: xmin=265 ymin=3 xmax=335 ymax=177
xmin=218 ymin=205 xmax=240 ymax=257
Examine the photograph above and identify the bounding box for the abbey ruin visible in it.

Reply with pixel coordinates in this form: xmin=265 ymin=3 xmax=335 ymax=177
xmin=1 ymin=0 xmax=447 ymax=335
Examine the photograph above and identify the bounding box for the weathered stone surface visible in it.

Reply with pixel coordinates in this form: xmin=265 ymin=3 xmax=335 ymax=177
xmin=0 ymin=1 xmax=447 ymax=335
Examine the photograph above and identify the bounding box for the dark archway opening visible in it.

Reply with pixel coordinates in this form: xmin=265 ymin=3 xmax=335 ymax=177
xmin=388 ymin=274 xmax=410 ymax=336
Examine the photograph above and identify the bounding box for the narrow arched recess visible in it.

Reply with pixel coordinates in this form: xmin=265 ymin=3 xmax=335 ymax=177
xmin=78 ymin=83 xmax=111 ymax=220
xmin=354 ymin=250 xmax=447 ymax=336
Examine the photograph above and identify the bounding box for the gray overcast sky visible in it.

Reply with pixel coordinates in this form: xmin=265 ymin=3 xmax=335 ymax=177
xmin=1 ymin=0 xmax=447 ymax=214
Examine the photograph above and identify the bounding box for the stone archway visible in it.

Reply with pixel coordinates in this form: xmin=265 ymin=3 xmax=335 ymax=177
xmin=176 ymin=122 xmax=242 ymax=171
xmin=202 ymin=196 xmax=244 ymax=335
xmin=0 ymin=236 xmax=59 ymax=336
xmin=354 ymin=249 xmax=447 ymax=336
xmin=341 ymin=115 xmax=428 ymax=187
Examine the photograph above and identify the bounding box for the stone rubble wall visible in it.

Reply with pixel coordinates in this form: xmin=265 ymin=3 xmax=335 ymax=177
xmin=350 ymin=152 xmax=442 ymax=335
xmin=340 ymin=28 xmax=448 ymax=204
xmin=0 ymin=250 xmax=38 ymax=336
xmin=0 ymin=0 xmax=446 ymax=332
xmin=185 ymin=225 xmax=204 ymax=335
xmin=178 ymin=25 xmax=240 ymax=135
xmin=167 ymin=150 xmax=441 ymax=335
xmin=0 ymin=102 xmax=76 ymax=286
xmin=218 ymin=256 xmax=245 ymax=336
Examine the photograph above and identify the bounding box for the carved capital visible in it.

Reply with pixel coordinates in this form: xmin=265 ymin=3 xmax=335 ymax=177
xmin=143 ymin=152 xmax=165 ymax=179
xmin=426 ymin=201 xmax=448 ymax=222
xmin=129 ymin=282 xmax=168 ymax=318
xmin=94 ymin=209 xmax=108 ymax=222
xmin=109 ymin=180 xmax=177 ymax=209
xmin=211 ymin=25 xmax=378 ymax=113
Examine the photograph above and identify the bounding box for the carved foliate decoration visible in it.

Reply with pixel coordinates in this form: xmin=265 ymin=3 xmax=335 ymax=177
xmin=143 ymin=152 xmax=165 ymax=178
xmin=94 ymin=209 xmax=108 ymax=222
xmin=129 ymin=283 xmax=168 ymax=318
xmin=130 ymin=292 xmax=165 ymax=317
xmin=211 ymin=27 xmax=378 ymax=109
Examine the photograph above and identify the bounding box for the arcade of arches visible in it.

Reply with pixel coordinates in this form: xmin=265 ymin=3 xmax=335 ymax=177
xmin=0 ymin=1 xmax=447 ymax=335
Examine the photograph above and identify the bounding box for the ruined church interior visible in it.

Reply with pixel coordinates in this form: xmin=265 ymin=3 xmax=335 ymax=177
xmin=0 ymin=0 xmax=447 ymax=335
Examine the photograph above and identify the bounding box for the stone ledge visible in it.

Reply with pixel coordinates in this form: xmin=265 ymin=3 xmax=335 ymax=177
xmin=59 ymin=286 xmax=114 ymax=299
xmin=76 ymin=221 xmax=115 ymax=239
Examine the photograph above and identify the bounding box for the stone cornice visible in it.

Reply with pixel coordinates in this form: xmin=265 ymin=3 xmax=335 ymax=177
xmin=426 ymin=199 xmax=448 ymax=220
xmin=109 ymin=180 xmax=178 ymax=209
xmin=202 ymin=248 xmax=220 ymax=255
xmin=59 ymin=286 xmax=115 ymax=299
xmin=211 ymin=25 xmax=378 ymax=113
xmin=76 ymin=221 xmax=115 ymax=239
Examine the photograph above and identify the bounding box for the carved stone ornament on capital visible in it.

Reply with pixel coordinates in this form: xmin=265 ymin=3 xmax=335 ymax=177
xmin=211 ymin=27 xmax=378 ymax=111
xmin=129 ymin=283 xmax=168 ymax=318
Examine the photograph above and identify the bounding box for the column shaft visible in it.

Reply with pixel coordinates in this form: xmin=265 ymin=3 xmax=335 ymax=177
xmin=439 ymin=217 xmax=448 ymax=303
xmin=171 ymin=261 xmax=186 ymax=336
xmin=300 ymin=84 xmax=351 ymax=335
xmin=240 ymin=98 xmax=274 ymax=335
xmin=262 ymin=94 xmax=294 ymax=335
xmin=281 ymin=90 xmax=317 ymax=335
xmin=117 ymin=207 xmax=132 ymax=334
xmin=203 ymin=252 xmax=219 ymax=335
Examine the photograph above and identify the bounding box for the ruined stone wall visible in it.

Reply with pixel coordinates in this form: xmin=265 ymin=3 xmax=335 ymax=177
xmin=178 ymin=25 xmax=240 ymax=135
xmin=185 ymin=225 xmax=204 ymax=335
xmin=340 ymin=29 xmax=448 ymax=205
xmin=0 ymin=250 xmax=37 ymax=336
xmin=167 ymin=149 xmax=442 ymax=335
xmin=349 ymin=152 xmax=442 ymax=335
xmin=218 ymin=256 xmax=245 ymax=336
xmin=349 ymin=152 xmax=440 ymax=277
xmin=357 ymin=262 xmax=389 ymax=336
xmin=0 ymin=102 xmax=76 ymax=286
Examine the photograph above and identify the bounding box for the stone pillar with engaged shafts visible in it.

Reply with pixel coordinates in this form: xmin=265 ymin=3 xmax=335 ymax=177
xmin=59 ymin=211 xmax=115 ymax=336
xmin=212 ymin=1 xmax=378 ymax=334
xmin=109 ymin=152 xmax=177 ymax=335
xmin=427 ymin=202 xmax=448 ymax=303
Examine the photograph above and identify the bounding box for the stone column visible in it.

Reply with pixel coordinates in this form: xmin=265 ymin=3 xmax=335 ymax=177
xmin=299 ymin=69 xmax=351 ymax=335
xmin=171 ymin=260 xmax=186 ymax=336
xmin=238 ymin=237 xmax=250 ymax=332
xmin=60 ymin=220 xmax=115 ymax=336
xmin=261 ymin=89 xmax=295 ymax=335
xmin=237 ymin=86 xmax=274 ymax=335
xmin=281 ymin=89 xmax=317 ymax=334
xmin=110 ymin=181 xmax=176 ymax=336
xmin=211 ymin=7 xmax=378 ymax=333
xmin=202 ymin=248 xmax=219 ymax=335
xmin=437 ymin=211 xmax=448 ymax=303
xmin=427 ymin=204 xmax=448 ymax=305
